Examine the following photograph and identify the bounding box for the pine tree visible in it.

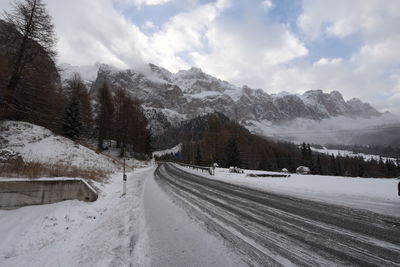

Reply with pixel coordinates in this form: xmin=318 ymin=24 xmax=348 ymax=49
xmin=62 ymin=95 xmax=82 ymax=141
xmin=225 ymin=137 xmax=241 ymax=167
xmin=66 ymin=73 xmax=92 ymax=138
xmin=331 ymin=155 xmax=338 ymax=176
xmin=195 ymin=144 xmax=202 ymax=165
xmin=317 ymin=155 xmax=323 ymax=175
xmin=337 ymin=157 xmax=343 ymax=176
xmin=301 ymin=142 xmax=307 ymax=162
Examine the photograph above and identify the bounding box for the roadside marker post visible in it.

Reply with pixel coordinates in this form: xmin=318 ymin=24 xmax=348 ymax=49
xmin=122 ymin=149 xmax=127 ymax=196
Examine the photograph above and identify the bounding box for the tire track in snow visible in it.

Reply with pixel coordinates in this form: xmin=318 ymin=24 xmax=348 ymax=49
xmin=156 ymin=163 xmax=400 ymax=266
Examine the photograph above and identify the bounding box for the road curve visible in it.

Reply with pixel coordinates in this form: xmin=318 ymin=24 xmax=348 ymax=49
xmin=155 ymin=163 xmax=400 ymax=267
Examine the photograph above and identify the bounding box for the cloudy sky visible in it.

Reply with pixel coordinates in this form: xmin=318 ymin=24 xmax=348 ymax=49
xmin=1 ymin=0 xmax=400 ymax=114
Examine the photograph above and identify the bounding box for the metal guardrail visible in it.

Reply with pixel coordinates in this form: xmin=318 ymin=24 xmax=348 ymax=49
xmin=175 ymin=162 xmax=213 ymax=175
xmin=165 ymin=161 xmax=214 ymax=175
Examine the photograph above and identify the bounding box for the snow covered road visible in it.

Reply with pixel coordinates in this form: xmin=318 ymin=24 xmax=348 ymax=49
xmin=144 ymin=165 xmax=246 ymax=266
xmin=155 ymin=163 xmax=400 ymax=266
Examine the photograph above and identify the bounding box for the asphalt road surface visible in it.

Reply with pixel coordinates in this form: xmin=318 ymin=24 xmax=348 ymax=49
xmin=154 ymin=163 xmax=400 ymax=266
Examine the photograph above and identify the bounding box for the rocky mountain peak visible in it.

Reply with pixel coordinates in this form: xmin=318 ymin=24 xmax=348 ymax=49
xmin=61 ymin=62 xmax=384 ymax=137
xmin=329 ymin=90 xmax=345 ymax=100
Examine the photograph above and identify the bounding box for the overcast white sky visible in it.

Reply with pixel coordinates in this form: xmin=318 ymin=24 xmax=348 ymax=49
xmin=1 ymin=0 xmax=399 ymax=114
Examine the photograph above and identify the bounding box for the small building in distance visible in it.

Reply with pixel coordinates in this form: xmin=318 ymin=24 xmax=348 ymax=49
xmin=296 ymin=166 xmax=310 ymax=175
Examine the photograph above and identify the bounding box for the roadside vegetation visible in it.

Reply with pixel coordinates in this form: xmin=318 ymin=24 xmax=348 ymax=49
xmin=0 ymin=161 xmax=109 ymax=181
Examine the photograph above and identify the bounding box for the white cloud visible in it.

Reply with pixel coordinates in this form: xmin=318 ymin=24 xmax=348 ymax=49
xmin=120 ymin=0 xmax=172 ymax=7
xmin=298 ymin=0 xmax=400 ymax=41
xmin=313 ymin=58 xmax=343 ymax=66
xmin=191 ymin=17 xmax=308 ymax=88
xmin=46 ymin=0 xmax=150 ymax=68
xmin=3 ymin=0 xmax=397 ymax=114
xmin=261 ymin=0 xmax=273 ymax=9
xmin=142 ymin=20 xmax=157 ymax=30
xmin=281 ymin=0 xmax=400 ymax=113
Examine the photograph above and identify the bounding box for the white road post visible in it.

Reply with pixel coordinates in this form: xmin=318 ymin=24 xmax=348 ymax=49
xmin=122 ymin=148 xmax=127 ymax=196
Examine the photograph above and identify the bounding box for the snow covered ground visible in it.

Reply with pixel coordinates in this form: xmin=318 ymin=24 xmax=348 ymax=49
xmin=0 ymin=121 xmax=121 ymax=172
xmin=0 ymin=166 xmax=154 ymax=267
xmin=311 ymin=146 xmax=398 ymax=165
xmin=175 ymin=164 xmax=400 ymax=218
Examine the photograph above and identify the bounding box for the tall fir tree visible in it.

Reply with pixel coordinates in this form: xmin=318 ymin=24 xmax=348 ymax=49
xmin=62 ymin=95 xmax=82 ymax=141
xmin=224 ymin=137 xmax=241 ymax=167
xmin=317 ymin=155 xmax=323 ymax=175
xmin=66 ymin=73 xmax=92 ymax=138
xmin=195 ymin=144 xmax=202 ymax=165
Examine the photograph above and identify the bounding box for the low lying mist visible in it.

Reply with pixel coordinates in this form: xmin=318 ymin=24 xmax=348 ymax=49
xmin=248 ymin=113 xmax=400 ymax=147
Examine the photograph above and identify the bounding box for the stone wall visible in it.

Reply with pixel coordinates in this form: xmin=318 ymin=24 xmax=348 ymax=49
xmin=0 ymin=179 xmax=98 ymax=209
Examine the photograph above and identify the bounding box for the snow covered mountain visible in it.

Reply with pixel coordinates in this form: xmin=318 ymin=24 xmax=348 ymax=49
xmin=61 ymin=62 xmax=387 ymax=140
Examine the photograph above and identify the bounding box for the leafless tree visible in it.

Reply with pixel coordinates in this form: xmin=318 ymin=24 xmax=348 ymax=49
xmin=2 ymin=0 xmax=56 ymax=115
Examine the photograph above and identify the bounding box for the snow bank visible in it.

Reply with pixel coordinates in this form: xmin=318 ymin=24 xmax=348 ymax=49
xmin=0 ymin=121 xmax=120 ymax=172
xmin=175 ymin=164 xmax=400 ymax=217
xmin=0 ymin=166 xmax=155 ymax=267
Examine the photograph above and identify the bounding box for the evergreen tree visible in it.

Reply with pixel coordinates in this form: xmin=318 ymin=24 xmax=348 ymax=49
xmin=62 ymin=95 xmax=82 ymax=140
xmin=337 ymin=157 xmax=343 ymax=176
xmin=301 ymin=142 xmax=307 ymax=163
xmin=286 ymin=154 xmax=295 ymax=173
xmin=317 ymin=155 xmax=323 ymax=175
xmin=224 ymin=137 xmax=241 ymax=167
xmin=66 ymin=73 xmax=92 ymax=138
xmin=195 ymin=144 xmax=202 ymax=165
xmin=307 ymin=143 xmax=312 ymax=160
xmin=331 ymin=155 xmax=338 ymax=176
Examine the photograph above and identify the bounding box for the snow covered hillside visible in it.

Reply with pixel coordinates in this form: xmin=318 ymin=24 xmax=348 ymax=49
xmin=152 ymin=144 xmax=181 ymax=158
xmin=175 ymin=164 xmax=400 ymax=217
xmin=0 ymin=121 xmax=121 ymax=172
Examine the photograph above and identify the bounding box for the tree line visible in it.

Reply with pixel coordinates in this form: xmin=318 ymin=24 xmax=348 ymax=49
xmin=0 ymin=0 xmax=151 ymax=157
xmin=178 ymin=113 xmax=400 ymax=178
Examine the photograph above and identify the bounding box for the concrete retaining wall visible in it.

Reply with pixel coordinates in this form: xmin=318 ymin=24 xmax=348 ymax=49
xmin=0 ymin=178 xmax=98 ymax=210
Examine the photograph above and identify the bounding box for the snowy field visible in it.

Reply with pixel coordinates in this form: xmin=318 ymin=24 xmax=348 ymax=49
xmin=175 ymin=164 xmax=400 ymax=217
xmin=0 ymin=121 xmax=121 ymax=172
xmin=0 ymin=167 xmax=154 ymax=267
xmin=311 ymin=146 xmax=398 ymax=164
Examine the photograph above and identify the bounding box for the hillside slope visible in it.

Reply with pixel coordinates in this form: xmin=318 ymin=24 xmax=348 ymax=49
xmin=0 ymin=121 xmax=121 ymax=172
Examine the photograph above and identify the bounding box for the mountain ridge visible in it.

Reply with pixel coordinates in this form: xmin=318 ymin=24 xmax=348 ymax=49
xmin=60 ymin=62 xmax=385 ymax=138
